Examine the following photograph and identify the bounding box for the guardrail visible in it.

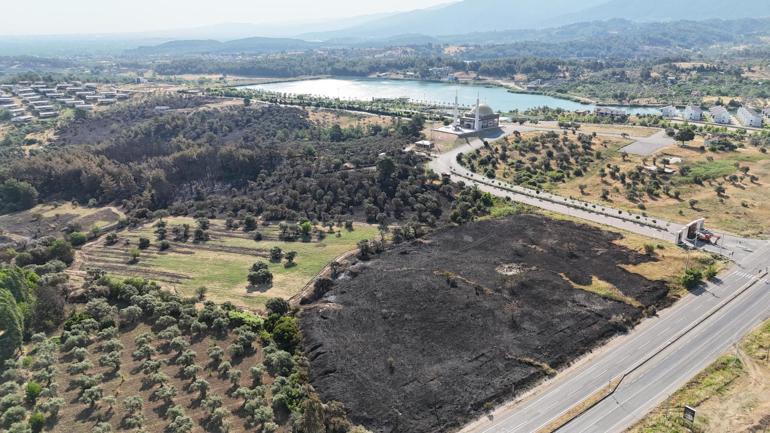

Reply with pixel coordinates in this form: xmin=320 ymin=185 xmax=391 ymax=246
xmin=549 ymin=269 xmax=769 ymax=432
xmin=449 ymin=167 xmax=673 ymax=233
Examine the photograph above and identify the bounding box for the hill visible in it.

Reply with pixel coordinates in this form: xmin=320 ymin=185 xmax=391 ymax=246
xmin=130 ymin=36 xmax=318 ymax=56
xmin=302 ymin=0 xmax=607 ymax=39
xmin=557 ymin=0 xmax=770 ymax=25
xmin=308 ymin=0 xmax=770 ymax=39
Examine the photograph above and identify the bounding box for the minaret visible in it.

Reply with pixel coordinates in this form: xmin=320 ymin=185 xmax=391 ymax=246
xmin=474 ymin=94 xmax=481 ymax=132
xmin=453 ymin=91 xmax=459 ymax=125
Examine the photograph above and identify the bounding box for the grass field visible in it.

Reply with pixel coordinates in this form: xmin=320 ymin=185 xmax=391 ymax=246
xmin=627 ymin=319 xmax=770 ymax=433
xmin=554 ymin=137 xmax=770 ymax=238
xmin=77 ymin=217 xmax=380 ymax=308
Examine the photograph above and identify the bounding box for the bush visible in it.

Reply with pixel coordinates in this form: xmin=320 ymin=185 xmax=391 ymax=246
xmin=159 ymin=240 xmax=171 ymax=251
xmin=28 ymin=412 xmax=45 ymax=432
xmin=248 ymin=269 xmax=273 ymax=286
xmin=681 ymin=268 xmax=704 ymax=289
xmin=265 ymin=298 xmax=289 ymax=316
xmin=68 ymin=232 xmax=88 ymax=247
xmin=138 ymin=238 xmax=151 ymax=250
xmin=25 ymin=381 xmax=42 ymax=404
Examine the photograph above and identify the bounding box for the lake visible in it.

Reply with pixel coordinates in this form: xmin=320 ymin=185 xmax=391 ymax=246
xmin=242 ymin=78 xmax=661 ymax=115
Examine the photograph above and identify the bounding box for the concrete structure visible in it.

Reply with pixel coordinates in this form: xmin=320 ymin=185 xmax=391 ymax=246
xmin=709 ymin=106 xmax=732 ymax=124
xmin=11 ymin=115 xmax=33 ymax=123
xmin=415 ymin=140 xmax=434 ymax=150
xmin=737 ymin=107 xmax=763 ymax=128
xmin=595 ymin=107 xmax=628 ymax=119
xmin=683 ymin=105 xmax=703 ymax=121
xmin=460 ymin=102 xmax=500 ymax=131
xmin=660 ymin=106 xmax=679 ymax=118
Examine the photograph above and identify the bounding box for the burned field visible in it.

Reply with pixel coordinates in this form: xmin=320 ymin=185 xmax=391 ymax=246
xmin=301 ymin=214 xmax=670 ymax=433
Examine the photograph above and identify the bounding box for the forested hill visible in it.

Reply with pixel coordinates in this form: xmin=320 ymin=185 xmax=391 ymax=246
xmin=0 ymin=97 xmax=492 ymax=228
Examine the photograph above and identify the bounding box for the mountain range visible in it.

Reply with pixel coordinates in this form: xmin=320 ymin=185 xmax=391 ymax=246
xmin=306 ymin=0 xmax=770 ymax=40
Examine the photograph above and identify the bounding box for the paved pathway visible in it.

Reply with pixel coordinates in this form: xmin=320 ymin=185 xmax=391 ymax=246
xmin=427 ymin=124 xmax=770 ymax=433
xmin=619 ymin=130 xmax=676 ymax=156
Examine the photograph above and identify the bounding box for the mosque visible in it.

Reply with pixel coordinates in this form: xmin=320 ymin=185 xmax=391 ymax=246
xmin=435 ymin=95 xmax=501 ymax=136
xmin=456 ymin=100 xmax=501 ymax=131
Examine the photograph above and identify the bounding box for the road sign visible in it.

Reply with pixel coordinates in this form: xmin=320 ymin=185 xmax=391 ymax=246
xmin=683 ymin=406 xmax=696 ymax=423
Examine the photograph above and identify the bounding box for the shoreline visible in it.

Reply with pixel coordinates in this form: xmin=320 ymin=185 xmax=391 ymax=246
xmin=232 ymin=76 xmax=666 ymax=113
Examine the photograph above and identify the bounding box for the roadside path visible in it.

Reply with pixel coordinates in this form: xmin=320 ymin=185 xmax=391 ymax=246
xmin=427 ymin=124 xmax=770 ymax=433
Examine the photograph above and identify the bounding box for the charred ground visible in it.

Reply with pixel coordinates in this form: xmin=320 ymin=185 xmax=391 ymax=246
xmin=301 ymin=214 xmax=669 ymax=433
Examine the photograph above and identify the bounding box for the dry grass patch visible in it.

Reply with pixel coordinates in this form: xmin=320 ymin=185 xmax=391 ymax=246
xmin=627 ymin=319 xmax=770 ymax=433
xmin=562 ymin=274 xmax=643 ymax=308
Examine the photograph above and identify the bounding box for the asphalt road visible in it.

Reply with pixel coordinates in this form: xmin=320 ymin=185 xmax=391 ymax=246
xmin=429 ymin=125 xmax=770 ymax=433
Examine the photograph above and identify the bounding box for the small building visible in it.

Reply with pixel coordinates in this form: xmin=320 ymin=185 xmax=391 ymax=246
xmin=595 ymin=107 xmax=628 ymax=120
xmin=116 ymin=93 xmax=130 ymax=100
xmin=660 ymin=106 xmax=679 ymax=118
xmin=737 ymin=107 xmax=763 ymax=128
xmin=29 ymin=100 xmax=51 ymax=107
xmin=11 ymin=115 xmax=33 ymax=123
xmin=683 ymin=105 xmax=703 ymax=121
xmin=84 ymin=83 xmax=98 ymax=90
xmin=709 ymin=106 xmax=731 ymax=124
xmin=8 ymin=108 xmax=26 ymax=116
xmin=38 ymin=111 xmax=58 ymax=119
xmin=97 ymin=98 xmax=116 ymax=105
xmin=75 ymin=104 xmax=94 ymax=111
xmin=154 ymin=105 xmax=171 ymax=113
xmin=64 ymin=100 xmax=85 ymax=107
xmin=415 ymin=140 xmax=434 ymax=150
xmin=0 ymin=97 xmax=13 ymax=104
xmin=32 ymin=105 xmax=55 ymax=113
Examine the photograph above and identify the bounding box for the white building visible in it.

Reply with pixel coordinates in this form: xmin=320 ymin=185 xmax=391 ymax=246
xmin=737 ymin=107 xmax=763 ymax=128
xmin=709 ymin=106 xmax=731 ymax=124
xmin=683 ymin=105 xmax=703 ymax=122
xmin=660 ymin=106 xmax=679 ymax=118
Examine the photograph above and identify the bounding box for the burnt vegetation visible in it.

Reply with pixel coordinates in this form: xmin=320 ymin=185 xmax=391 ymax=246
xmin=301 ymin=215 xmax=670 ymax=433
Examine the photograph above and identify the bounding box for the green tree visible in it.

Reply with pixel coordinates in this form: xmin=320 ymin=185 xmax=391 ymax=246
xmin=0 ymin=289 xmax=23 ymax=361
xmin=272 ymin=316 xmax=300 ymax=353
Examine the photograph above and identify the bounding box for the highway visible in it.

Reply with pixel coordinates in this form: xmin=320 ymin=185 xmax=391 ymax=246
xmin=428 ymin=126 xmax=770 ymax=433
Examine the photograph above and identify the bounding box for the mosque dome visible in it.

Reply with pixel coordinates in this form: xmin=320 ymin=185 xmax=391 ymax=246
xmin=467 ymin=104 xmax=495 ymax=117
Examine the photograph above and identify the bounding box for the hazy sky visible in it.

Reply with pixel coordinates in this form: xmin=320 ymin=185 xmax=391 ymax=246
xmin=0 ymin=0 xmax=451 ymax=35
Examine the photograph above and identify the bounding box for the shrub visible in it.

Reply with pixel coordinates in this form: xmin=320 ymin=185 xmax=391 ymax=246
xmin=159 ymin=240 xmax=171 ymax=251
xmin=28 ymin=412 xmax=45 ymax=432
xmin=68 ymin=232 xmax=87 ymax=247
xmin=138 ymin=238 xmax=150 ymax=250
xmin=248 ymin=269 xmax=273 ymax=286
xmin=265 ymin=298 xmax=289 ymax=316
xmin=25 ymin=381 xmax=42 ymax=403
xmin=272 ymin=316 xmax=300 ymax=353
xmin=681 ymin=268 xmax=704 ymax=289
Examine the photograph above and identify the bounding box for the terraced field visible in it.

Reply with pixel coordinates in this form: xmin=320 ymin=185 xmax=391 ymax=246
xmin=73 ymin=217 xmax=379 ymax=308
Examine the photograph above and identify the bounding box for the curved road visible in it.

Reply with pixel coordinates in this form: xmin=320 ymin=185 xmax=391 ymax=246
xmin=428 ymin=125 xmax=770 ymax=433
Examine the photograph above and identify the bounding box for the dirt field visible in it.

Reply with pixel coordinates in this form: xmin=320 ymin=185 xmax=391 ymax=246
xmin=301 ymin=214 xmax=675 ymax=433
xmin=73 ymin=217 xmax=379 ymax=308
xmin=0 ymin=203 xmax=124 ymax=240
xmin=628 ymin=319 xmax=770 ymax=433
